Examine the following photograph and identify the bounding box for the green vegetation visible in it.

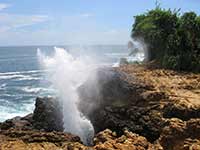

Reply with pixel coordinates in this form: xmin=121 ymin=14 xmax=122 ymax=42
xmin=132 ymin=6 xmax=200 ymax=72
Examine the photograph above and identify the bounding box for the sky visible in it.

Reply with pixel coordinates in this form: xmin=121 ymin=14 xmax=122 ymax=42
xmin=0 ymin=0 xmax=199 ymax=46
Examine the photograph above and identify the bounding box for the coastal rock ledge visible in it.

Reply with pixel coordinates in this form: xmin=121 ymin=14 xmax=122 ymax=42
xmin=78 ymin=65 xmax=200 ymax=150
xmin=0 ymin=64 xmax=200 ymax=150
xmin=0 ymin=97 xmax=156 ymax=149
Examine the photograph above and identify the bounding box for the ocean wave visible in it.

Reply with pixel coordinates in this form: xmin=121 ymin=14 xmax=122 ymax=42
xmin=105 ymin=52 xmax=129 ymax=58
xmin=0 ymin=70 xmax=47 ymax=81
xmin=112 ymin=53 xmax=145 ymax=67
xmin=126 ymin=53 xmax=145 ymax=62
xmin=0 ymin=83 xmax=7 ymax=89
xmin=0 ymin=74 xmax=27 ymax=80
xmin=0 ymin=56 xmax=38 ymax=62
xmin=0 ymin=99 xmax=10 ymax=105
xmin=0 ymin=74 xmax=41 ymax=81
xmin=0 ymin=70 xmax=44 ymax=76
xmin=17 ymin=76 xmax=41 ymax=81
xmin=0 ymin=94 xmax=14 ymax=97
xmin=21 ymin=87 xmax=49 ymax=93
xmin=0 ymin=103 xmax=34 ymax=122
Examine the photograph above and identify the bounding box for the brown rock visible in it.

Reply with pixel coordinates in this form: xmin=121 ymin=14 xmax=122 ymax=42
xmin=0 ymin=128 xmax=82 ymax=150
xmin=93 ymin=129 xmax=158 ymax=150
xmin=0 ymin=114 xmax=33 ymax=131
xmin=158 ymin=118 xmax=200 ymax=150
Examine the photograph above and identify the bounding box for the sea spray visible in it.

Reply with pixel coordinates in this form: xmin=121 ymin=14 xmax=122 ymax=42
xmin=37 ymin=47 xmax=94 ymax=144
xmin=112 ymin=39 xmax=147 ymax=67
xmin=132 ymin=38 xmax=148 ymax=62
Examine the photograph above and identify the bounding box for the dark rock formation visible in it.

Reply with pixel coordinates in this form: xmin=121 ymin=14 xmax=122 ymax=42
xmin=78 ymin=68 xmax=137 ymax=117
xmin=0 ymin=97 xmax=64 ymax=132
xmin=78 ymin=68 xmax=166 ymax=142
xmin=33 ymin=97 xmax=64 ymax=132
xmin=78 ymin=68 xmax=149 ymax=116
xmin=163 ymin=102 xmax=200 ymax=121
xmin=78 ymin=66 xmax=200 ymax=148
xmin=0 ymin=114 xmax=33 ymax=131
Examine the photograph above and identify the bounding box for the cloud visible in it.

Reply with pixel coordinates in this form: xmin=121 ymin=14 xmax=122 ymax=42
xmin=0 ymin=25 xmax=130 ymax=45
xmin=0 ymin=11 xmax=130 ymax=45
xmin=0 ymin=3 xmax=10 ymax=11
xmin=80 ymin=13 xmax=94 ymax=18
xmin=104 ymin=29 xmax=119 ymax=35
xmin=0 ymin=14 xmax=49 ymax=32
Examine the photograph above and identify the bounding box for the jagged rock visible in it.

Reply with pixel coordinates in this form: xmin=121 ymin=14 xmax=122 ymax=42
xmin=0 ymin=97 xmax=64 ymax=132
xmin=0 ymin=129 xmax=82 ymax=150
xmin=78 ymin=68 xmax=166 ymax=142
xmin=33 ymin=97 xmax=64 ymax=132
xmin=88 ymin=105 xmax=165 ymax=142
xmin=181 ymin=139 xmax=200 ymax=150
xmin=0 ymin=128 xmax=163 ymax=150
xmin=0 ymin=114 xmax=33 ymax=131
xmin=163 ymin=101 xmax=200 ymax=121
xmin=93 ymin=129 xmax=117 ymax=145
xmin=93 ymin=129 xmax=161 ymax=150
xmin=78 ymin=65 xmax=200 ymax=147
xmin=78 ymin=68 xmax=138 ymax=116
xmin=158 ymin=118 xmax=200 ymax=150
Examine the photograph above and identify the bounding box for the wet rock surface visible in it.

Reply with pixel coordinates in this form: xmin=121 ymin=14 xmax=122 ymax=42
xmin=33 ymin=97 xmax=64 ymax=132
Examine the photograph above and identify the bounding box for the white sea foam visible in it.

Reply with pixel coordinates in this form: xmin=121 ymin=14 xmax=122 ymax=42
xmin=21 ymin=86 xmax=52 ymax=93
xmin=0 ymin=74 xmax=25 ymax=79
xmin=0 ymin=70 xmax=43 ymax=76
xmin=0 ymin=102 xmax=34 ymax=122
xmin=17 ymin=76 xmax=41 ymax=81
xmin=0 ymin=73 xmax=41 ymax=81
xmin=105 ymin=52 xmax=129 ymax=58
xmin=112 ymin=52 xmax=145 ymax=67
xmin=126 ymin=52 xmax=145 ymax=62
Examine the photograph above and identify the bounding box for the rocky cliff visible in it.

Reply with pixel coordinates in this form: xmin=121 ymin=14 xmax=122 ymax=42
xmin=0 ymin=64 xmax=199 ymax=150
xmin=78 ymin=64 xmax=200 ymax=150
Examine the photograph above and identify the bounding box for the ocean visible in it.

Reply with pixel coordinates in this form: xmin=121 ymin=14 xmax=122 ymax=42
xmin=0 ymin=45 xmax=144 ymax=122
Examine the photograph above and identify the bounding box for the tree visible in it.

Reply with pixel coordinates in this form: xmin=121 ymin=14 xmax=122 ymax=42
xmin=132 ymin=7 xmax=200 ymax=72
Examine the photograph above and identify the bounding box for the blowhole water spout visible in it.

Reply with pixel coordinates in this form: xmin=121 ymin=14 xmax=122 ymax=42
xmin=37 ymin=47 xmax=94 ymax=144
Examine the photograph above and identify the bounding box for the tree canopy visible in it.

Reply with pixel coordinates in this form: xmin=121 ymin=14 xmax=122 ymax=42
xmin=132 ymin=7 xmax=200 ymax=72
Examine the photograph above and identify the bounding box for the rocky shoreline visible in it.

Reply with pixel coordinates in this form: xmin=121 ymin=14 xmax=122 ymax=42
xmin=0 ymin=64 xmax=200 ymax=150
